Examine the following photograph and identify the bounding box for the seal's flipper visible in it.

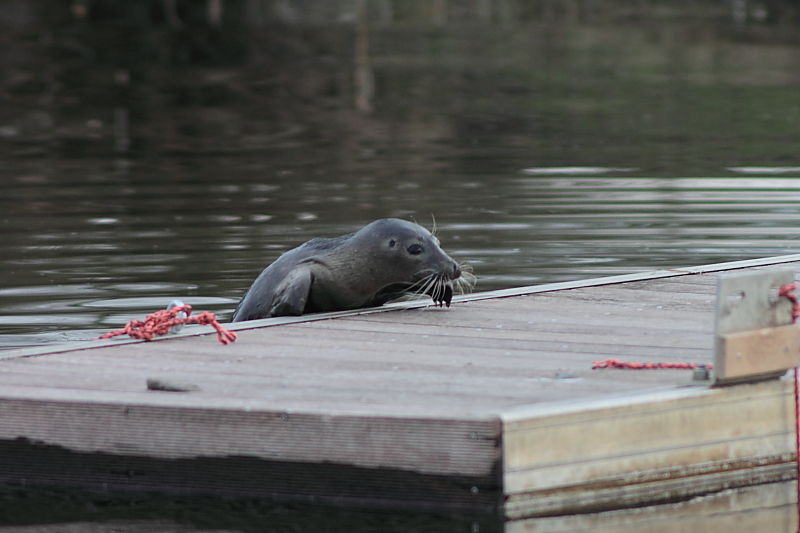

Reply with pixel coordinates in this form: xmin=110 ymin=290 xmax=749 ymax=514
xmin=441 ymin=283 xmax=453 ymax=307
xmin=269 ymin=267 xmax=312 ymax=317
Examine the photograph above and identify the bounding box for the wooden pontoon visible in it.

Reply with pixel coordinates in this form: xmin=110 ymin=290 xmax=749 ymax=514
xmin=1 ymin=255 xmax=799 ymax=529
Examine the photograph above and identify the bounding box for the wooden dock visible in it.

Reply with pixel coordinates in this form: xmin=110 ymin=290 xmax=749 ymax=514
xmin=1 ymin=255 xmax=800 ymax=528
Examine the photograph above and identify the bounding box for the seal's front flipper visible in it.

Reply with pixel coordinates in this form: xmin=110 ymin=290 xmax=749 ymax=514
xmin=269 ymin=267 xmax=312 ymax=317
xmin=425 ymin=280 xmax=453 ymax=307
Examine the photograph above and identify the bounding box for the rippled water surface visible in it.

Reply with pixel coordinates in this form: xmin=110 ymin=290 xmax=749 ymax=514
xmin=4 ymin=163 xmax=800 ymax=350
xmin=2 ymin=3 xmax=800 ymax=531
xmin=2 ymin=7 xmax=800 ymax=357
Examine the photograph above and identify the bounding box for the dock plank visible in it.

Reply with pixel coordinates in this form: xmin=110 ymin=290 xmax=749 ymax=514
xmin=0 ymin=256 xmax=798 ymax=519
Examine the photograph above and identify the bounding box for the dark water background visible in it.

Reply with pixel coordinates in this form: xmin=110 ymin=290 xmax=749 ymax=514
xmin=3 ymin=1 xmax=800 ymax=351
xmin=1 ymin=0 xmax=800 ymax=529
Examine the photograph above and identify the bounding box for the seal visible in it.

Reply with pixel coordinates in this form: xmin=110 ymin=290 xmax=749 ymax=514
xmin=231 ymin=218 xmax=473 ymax=322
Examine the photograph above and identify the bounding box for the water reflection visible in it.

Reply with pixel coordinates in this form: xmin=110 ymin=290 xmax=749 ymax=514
xmin=0 ymin=3 xmax=799 ymax=353
xmin=0 ymin=484 xmax=498 ymax=533
xmin=3 ymin=167 xmax=800 ymax=350
xmin=0 ymin=480 xmax=794 ymax=532
xmin=1 ymin=3 xmax=800 ymax=531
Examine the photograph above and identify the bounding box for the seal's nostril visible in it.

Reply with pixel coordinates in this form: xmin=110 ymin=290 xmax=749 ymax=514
xmin=453 ymin=263 xmax=462 ymax=279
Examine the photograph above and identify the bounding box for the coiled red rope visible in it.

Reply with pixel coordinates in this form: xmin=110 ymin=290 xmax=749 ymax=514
xmin=98 ymin=304 xmax=237 ymax=345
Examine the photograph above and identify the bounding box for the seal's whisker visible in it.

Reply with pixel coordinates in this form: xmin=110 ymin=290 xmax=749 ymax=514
xmin=406 ymin=273 xmax=435 ymax=293
xmin=426 ymin=275 xmax=444 ymax=304
xmin=404 ymin=273 xmax=438 ymax=302
xmin=410 ymin=263 xmax=475 ymax=302
xmin=431 ymin=275 xmax=444 ymax=303
xmin=453 ymin=269 xmax=476 ymax=295
xmin=422 ymin=275 xmax=440 ymax=300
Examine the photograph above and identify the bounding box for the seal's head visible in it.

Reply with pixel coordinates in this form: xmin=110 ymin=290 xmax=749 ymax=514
xmin=350 ymin=218 xmax=472 ymax=307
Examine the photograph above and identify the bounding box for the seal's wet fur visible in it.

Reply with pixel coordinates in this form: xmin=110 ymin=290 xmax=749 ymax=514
xmin=231 ymin=218 xmax=470 ymax=321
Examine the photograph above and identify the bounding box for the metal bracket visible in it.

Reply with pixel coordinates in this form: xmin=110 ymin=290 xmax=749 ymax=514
xmin=712 ymin=267 xmax=799 ymax=386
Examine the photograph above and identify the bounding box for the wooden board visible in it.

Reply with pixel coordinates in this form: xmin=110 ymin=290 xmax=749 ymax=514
xmin=507 ymin=481 xmax=797 ymax=533
xmin=716 ymin=325 xmax=800 ymax=382
xmin=502 ymin=379 xmax=796 ymax=519
xmin=0 ymin=255 xmax=798 ymax=519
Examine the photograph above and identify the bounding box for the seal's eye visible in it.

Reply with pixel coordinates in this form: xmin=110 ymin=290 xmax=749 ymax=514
xmin=407 ymin=244 xmax=424 ymax=255
xmin=388 ymin=239 xmax=396 ymax=248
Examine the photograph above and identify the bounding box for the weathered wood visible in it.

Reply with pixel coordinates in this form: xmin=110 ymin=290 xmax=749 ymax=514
xmin=0 ymin=254 xmax=798 ymax=519
xmin=716 ymin=325 xmax=800 ymax=382
xmin=502 ymin=379 xmax=796 ymax=518
xmin=0 ymin=393 xmax=500 ymax=477
xmin=714 ymin=268 xmax=796 ymax=335
xmin=507 ymin=481 xmax=797 ymax=532
xmin=710 ymin=268 xmax=798 ymax=385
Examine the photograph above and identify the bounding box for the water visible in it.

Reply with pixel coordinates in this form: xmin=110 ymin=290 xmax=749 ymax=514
xmin=1 ymin=2 xmax=800 ymax=529
xmin=4 ymin=165 xmax=800 ymax=350
xmin=5 ymin=13 xmax=800 ymax=344
xmin=0 ymin=479 xmax=794 ymax=532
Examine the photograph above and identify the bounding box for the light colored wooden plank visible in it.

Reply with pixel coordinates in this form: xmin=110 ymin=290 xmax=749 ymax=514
xmin=611 ymin=277 xmax=721 ymax=289
xmin=0 ymin=354 xmax=691 ymax=416
xmin=503 ymin=378 xmax=790 ymax=461
xmin=501 ymin=379 xmax=795 ymax=517
xmin=343 ymin=302 xmax=714 ymax=329
xmin=0 ymin=393 xmax=500 ymax=477
xmin=716 ymin=325 xmax=800 ymax=381
xmin=280 ymin=322 xmax=713 ymax=350
xmin=714 ymin=268 xmax=796 ymax=335
xmin=451 ymin=255 xmax=800 ymax=304
xmin=505 ymin=481 xmax=797 ymax=533
xmin=506 ymin=460 xmax=793 ymax=521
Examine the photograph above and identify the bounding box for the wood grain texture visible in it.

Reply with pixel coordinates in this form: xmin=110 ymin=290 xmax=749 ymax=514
xmin=0 ymin=257 xmax=797 ymax=516
xmin=506 ymin=481 xmax=797 ymax=533
xmin=716 ymin=325 xmax=800 ymax=381
xmin=502 ymin=379 xmax=796 ymax=517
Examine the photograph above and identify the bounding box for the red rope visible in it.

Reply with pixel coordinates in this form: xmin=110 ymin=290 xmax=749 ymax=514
xmin=780 ymin=282 xmax=800 ymax=322
xmin=795 ymin=366 xmax=800 ymax=528
xmin=782 ymin=282 xmax=800 ymax=528
xmin=593 ymin=281 xmax=800 ymax=372
xmin=592 ymin=359 xmax=711 ymax=370
xmin=98 ymin=304 xmax=237 ymax=345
